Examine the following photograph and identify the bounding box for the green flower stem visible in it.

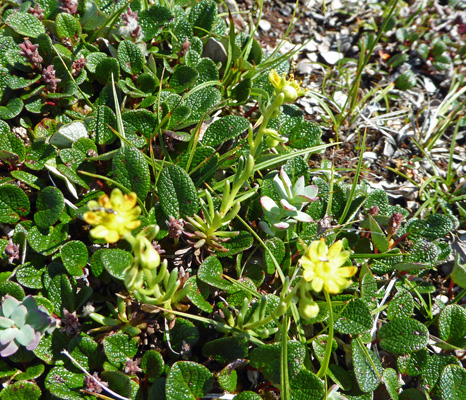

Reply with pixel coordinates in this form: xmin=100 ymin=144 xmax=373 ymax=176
xmin=250 ymin=93 xmax=285 ymax=157
xmin=317 ymin=289 xmax=334 ymax=378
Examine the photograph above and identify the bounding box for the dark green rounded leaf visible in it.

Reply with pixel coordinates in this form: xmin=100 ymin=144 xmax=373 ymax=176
xmin=164 ymin=318 xmax=199 ymax=352
xmin=290 ymin=369 xmax=325 ymax=400
xmin=387 ymin=290 xmax=415 ymax=320
xmin=202 ymin=115 xmax=249 ymax=147
xmin=439 ymin=364 xmax=466 ymax=400
xmin=0 ymin=282 xmax=25 ymax=300
xmin=96 ymin=249 xmax=133 ymax=280
xmin=288 ymin=120 xmax=322 ymax=149
xmin=45 ymin=366 xmax=84 ymax=400
xmin=139 ymin=5 xmax=174 ymax=41
xmin=0 ymin=98 xmax=23 ymax=120
xmin=166 ymin=361 xmax=213 ymax=400
xmin=233 ymin=393 xmax=262 ymax=400
xmin=185 ymin=276 xmax=213 ymax=313
xmin=28 ymin=224 xmax=69 ymax=256
xmin=334 ymin=299 xmax=372 ymax=335
xmin=0 ymin=184 xmax=30 ymax=223
xmin=141 ymin=350 xmax=164 ymax=383
xmin=87 ymin=105 xmax=117 ymax=145
xmin=197 ymin=256 xmax=231 ymax=290
xmin=249 ymin=341 xmax=305 ymax=385
xmin=439 ymin=304 xmax=466 ymax=343
xmin=170 ymin=65 xmax=198 ymax=93
xmin=264 ymin=237 xmax=285 ymax=274
xmin=118 ymin=40 xmax=144 ymax=75
xmin=0 ymin=380 xmax=41 ymax=400
xmin=112 ymin=146 xmax=150 ymax=200
xmin=202 ymin=337 xmax=248 ymax=363
xmin=0 ymin=132 xmax=26 ymax=162
xmin=103 ymin=332 xmax=137 ymax=368
xmin=158 ymin=164 xmax=199 ymax=219
xmin=6 ymin=12 xmax=45 ymax=38
xmin=16 ymin=263 xmax=44 ymax=289
xmin=34 ymin=186 xmax=65 ymax=228
xmin=189 ymin=0 xmax=217 ymax=35
xmin=352 ymin=339 xmax=383 ymax=393
xmin=56 ymin=13 xmax=81 ymax=46
xmin=378 ymin=318 xmax=429 ymax=355
xmin=61 ymin=241 xmax=88 ymax=276
xmin=95 ymin=57 xmax=120 ymax=85
xmin=383 ymin=368 xmax=399 ymax=400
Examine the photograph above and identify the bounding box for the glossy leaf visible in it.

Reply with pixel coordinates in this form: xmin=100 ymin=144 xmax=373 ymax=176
xmin=165 ymin=361 xmax=213 ymax=400
xmin=103 ymin=332 xmax=138 ymax=368
xmin=60 ymin=241 xmax=88 ymax=277
xmin=202 ymin=115 xmax=249 ymax=147
xmin=0 ymin=380 xmax=41 ymax=400
xmin=352 ymin=339 xmax=383 ymax=393
xmin=0 ymin=184 xmax=30 ymax=223
xmin=118 ymin=40 xmax=144 ymax=75
xmin=6 ymin=12 xmax=45 ymax=38
xmin=378 ymin=318 xmax=429 ymax=355
xmin=158 ymin=164 xmax=199 ymax=219
xmin=34 ymin=186 xmax=65 ymax=229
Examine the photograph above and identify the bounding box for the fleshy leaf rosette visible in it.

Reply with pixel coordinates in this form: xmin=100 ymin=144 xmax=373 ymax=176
xmin=259 ymin=168 xmax=318 ymax=236
xmin=0 ymin=295 xmax=56 ymax=357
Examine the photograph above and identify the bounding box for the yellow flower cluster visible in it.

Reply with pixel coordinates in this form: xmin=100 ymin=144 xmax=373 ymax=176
xmin=84 ymin=189 xmax=141 ymax=243
xmin=300 ymin=239 xmax=357 ymax=294
xmin=268 ymin=69 xmax=306 ymax=103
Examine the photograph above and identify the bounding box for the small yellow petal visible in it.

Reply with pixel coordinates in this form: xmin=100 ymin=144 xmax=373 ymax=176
xmin=311 ymin=278 xmax=324 ymax=293
xmin=90 ymin=225 xmax=109 ymax=239
xmin=337 ymin=266 xmax=358 ymax=278
xmin=105 ymin=231 xmax=120 ymax=244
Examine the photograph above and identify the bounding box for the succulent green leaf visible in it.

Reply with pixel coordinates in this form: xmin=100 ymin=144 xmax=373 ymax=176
xmin=170 ymin=65 xmax=199 ymax=93
xmin=103 ymin=332 xmax=137 ymax=368
xmin=34 ymin=186 xmax=65 ymax=229
xmin=86 ymin=105 xmax=117 ymax=145
xmin=139 ymin=5 xmax=174 ymax=41
xmin=378 ymin=318 xmax=429 ymax=355
xmin=165 ymin=361 xmax=213 ymax=400
xmin=112 ymin=146 xmax=150 ymax=200
xmin=290 ymin=368 xmax=325 ymax=400
xmin=387 ymin=290 xmax=415 ymax=320
xmin=202 ymin=115 xmax=249 ymax=147
xmin=49 ymin=121 xmax=88 ymax=149
xmin=202 ymin=337 xmax=248 ymax=364
xmin=334 ymin=299 xmax=372 ymax=335
xmin=95 ymin=57 xmax=120 ymax=85
xmin=197 ymin=256 xmax=231 ymax=290
xmin=439 ymin=365 xmax=466 ymax=400
xmin=45 ymin=366 xmax=84 ymax=400
xmin=0 ymin=380 xmax=41 ymax=400
xmin=158 ymin=164 xmax=199 ymax=219
xmin=141 ymin=350 xmax=164 ymax=383
xmin=55 ymin=13 xmax=81 ymax=46
xmin=383 ymin=368 xmax=399 ymax=400
xmin=249 ymin=340 xmax=305 ymax=385
xmin=6 ymin=12 xmax=45 ymax=38
xmin=60 ymin=241 xmax=88 ymax=276
xmin=0 ymin=98 xmax=23 ymax=120
xmin=0 ymin=184 xmax=30 ymax=223
xmin=118 ymin=40 xmax=144 ymax=75
xmin=185 ymin=276 xmax=213 ymax=313
xmin=351 ymin=339 xmax=383 ymax=392
xmin=264 ymin=237 xmax=285 ymax=274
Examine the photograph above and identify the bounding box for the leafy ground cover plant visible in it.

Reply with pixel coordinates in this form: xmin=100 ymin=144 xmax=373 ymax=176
xmin=0 ymin=0 xmax=464 ymax=399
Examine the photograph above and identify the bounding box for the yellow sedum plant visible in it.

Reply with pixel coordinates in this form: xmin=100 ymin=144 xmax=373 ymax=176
xmin=83 ymin=189 xmax=141 ymax=243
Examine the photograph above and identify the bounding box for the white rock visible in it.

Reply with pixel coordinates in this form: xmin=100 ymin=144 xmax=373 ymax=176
xmin=259 ymin=19 xmax=271 ymax=32
xmin=320 ymin=50 xmax=343 ymax=65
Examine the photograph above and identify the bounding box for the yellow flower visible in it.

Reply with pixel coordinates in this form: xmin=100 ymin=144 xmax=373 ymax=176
xmin=299 ymin=239 xmax=357 ymax=294
xmin=84 ymin=189 xmax=141 ymax=243
xmin=268 ymin=69 xmax=306 ymax=103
